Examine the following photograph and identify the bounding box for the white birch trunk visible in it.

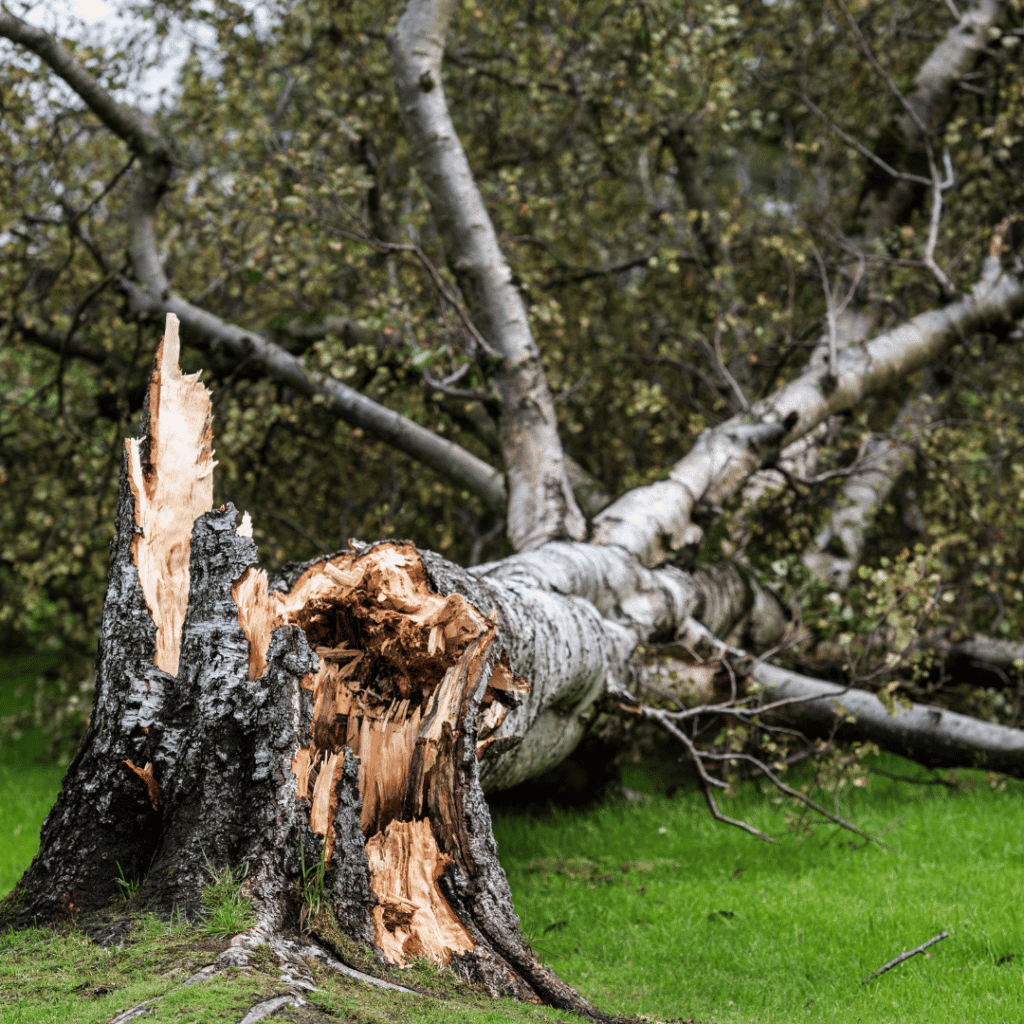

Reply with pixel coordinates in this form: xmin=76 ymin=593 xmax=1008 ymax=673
xmin=388 ymin=0 xmax=585 ymax=552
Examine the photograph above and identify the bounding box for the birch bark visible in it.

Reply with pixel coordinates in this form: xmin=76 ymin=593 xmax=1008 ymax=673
xmin=388 ymin=0 xmax=585 ymax=552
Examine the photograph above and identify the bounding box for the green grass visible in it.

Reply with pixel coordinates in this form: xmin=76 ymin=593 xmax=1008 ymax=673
xmin=492 ymin=759 xmax=1024 ymax=1023
xmin=0 ymin=653 xmax=67 ymax=897
xmin=198 ymin=856 xmax=256 ymax=940
xmin=2 ymin=643 xmax=1022 ymax=1022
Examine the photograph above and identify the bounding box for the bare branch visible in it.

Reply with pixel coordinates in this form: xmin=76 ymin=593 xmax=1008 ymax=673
xmin=120 ymin=279 xmax=507 ymax=510
xmin=792 ymin=87 xmax=933 ymax=188
xmin=864 ymin=931 xmax=949 ymax=982
xmin=636 ymin=703 xmax=779 ymax=843
xmin=837 ymin=0 xmax=933 ymax=140
xmin=809 ymin=243 xmax=839 ymax=379
xmin=637 ymin=696 xmax=890 ymax=847
xmin=706 ymin=308 xmax=750 ymax=412
xmin=836 ymin=0 xmax=959 ymax=296
xmin=926 ymin=632 xmax=1024 ymax=670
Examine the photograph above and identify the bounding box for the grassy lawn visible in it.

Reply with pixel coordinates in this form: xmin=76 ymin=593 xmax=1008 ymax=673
xmin=2 ymin=650 xmax=1022 ymax=1022
xmin=0 ymin=653 xmax=67 ymax=899
xmin=492 ymin=760 xmax=1024 ymax=1023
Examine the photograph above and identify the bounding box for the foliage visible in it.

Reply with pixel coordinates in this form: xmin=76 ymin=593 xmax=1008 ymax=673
xmin=1 ymin=0 xmax=1023 ymax=760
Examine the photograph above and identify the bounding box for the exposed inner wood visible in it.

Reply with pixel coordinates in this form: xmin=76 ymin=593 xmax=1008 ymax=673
xmin=365 ymin=819 xmax=475 ymax=963
xmin=238 ymin=540 xmax=527 ymax=965
xmin=126 ymin=313 xmax=216 ymax=676
xmin=232 ymin=512 xmax=273 ymax=680
xmin=123 ymin=759 xmax=161 ymax=810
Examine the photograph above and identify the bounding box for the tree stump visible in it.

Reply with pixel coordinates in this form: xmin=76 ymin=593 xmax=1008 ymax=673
xmin=0 ymin=315 xmax=598 ymax=1014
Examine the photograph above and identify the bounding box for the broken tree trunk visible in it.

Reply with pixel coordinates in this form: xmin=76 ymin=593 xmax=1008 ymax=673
xmin=0 ymin=316 xmax=599 ymax=1015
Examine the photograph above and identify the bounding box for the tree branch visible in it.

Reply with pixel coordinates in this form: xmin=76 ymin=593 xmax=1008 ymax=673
xmin=752 ymin=661 xmax=1024 ymax=777
xmin=120 ymin=280 xmax=506 ymax=510
xmin=803 ymin=384 xmax=942 ymax=588
xmin=0 ymin=11 xmax=168 ymax=163
xmin=388 ymin=0 xmax=585 ymax=551
xmin=591 ymin=259 xmax=1024 ymax=566
xmin=926 ymin=632 xmax=1024 ymax=670
xmin=0 ymin=10 xmax=507 ymax=513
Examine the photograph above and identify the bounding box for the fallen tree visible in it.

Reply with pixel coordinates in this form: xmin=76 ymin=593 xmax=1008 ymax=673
xmin=6 ymin=261 xmax=1024 ymax=1005
xmin=3 ymin=1 xmax=1024 ymax=1017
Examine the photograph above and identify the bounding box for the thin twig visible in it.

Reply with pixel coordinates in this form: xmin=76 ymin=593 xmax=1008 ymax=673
xmin=791 ymin=87 xmax=932 ymax=187
xmin=922 ymin=148 xmax=957 ymax=298
xmin=694 ymin=747 xmax=894 ymax=849
xmin=864 ymin=930 xmax=949 ymax=982
xmin=643 ymin=706 xmax=780 ymax=843
xmin=338 ymin=229 xmax=500 ymax=360
xmin=837 ymin=0 xmax=930 ymax=137
xmin=423 ymin=362 xmax=490 ymax=400
xmin=712 ymin=307 xmax=750 ymax=411
xmin=774 ymin=433 xmax=874 ymax=488
xmin=809 ymin=242 xmax=838 ymax=379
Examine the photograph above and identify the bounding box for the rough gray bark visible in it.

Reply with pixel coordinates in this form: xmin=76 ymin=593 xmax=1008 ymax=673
xmin=388 ymin=0 xmax=586 ymax=552
xmin=0 ymin=318 xmax=603 ymax=1017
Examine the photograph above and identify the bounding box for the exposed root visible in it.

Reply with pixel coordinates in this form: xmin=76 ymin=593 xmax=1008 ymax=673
xmin=106 ymin=922 xmax=417 ymax=1024
xmin=108 ymin=1000 xmax=160 ymax=1024
xmin=226 ymin=923 xmax=415 ymax=994
xmin=239 ymin=995 xmax=304 ymax=1024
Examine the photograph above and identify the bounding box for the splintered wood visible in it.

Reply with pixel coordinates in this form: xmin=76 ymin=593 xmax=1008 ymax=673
xmin=126 ymin=313 xmax=215 ymax=677
xmin=232 ymin=512 xmax=272 ymax=680
xmin=365 ymin=819 xmax=474 ymax=963
xmin=236 ymin=541 xmax=527 ymax=965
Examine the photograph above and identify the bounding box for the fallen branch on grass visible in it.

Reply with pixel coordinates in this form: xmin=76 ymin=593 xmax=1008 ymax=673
xmin=864 ymin=929 xmax=949 ymax=982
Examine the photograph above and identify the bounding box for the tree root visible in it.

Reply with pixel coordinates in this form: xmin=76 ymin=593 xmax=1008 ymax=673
xmin=105 ymin=921 xmax=416 ymax=1024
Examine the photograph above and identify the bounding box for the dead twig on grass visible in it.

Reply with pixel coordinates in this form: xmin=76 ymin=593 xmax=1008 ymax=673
xmin=864 ymin=930 xmax=949 ymax=982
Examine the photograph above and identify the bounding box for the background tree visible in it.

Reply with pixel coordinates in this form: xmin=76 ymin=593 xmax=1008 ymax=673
xmin=1 ymin=0 xmax=1024 ymax=1005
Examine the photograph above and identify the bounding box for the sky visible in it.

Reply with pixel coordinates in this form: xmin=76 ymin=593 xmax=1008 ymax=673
xmin=16 ymin=0 xmax=206 ymax=107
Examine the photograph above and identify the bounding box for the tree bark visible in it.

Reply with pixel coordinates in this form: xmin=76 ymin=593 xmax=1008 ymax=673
xmin=0 ymin=315 xmax=599 ymax=1016
xmin=803 ymin=383 xmax=941 ymax=588
xmin=388 ymin=0 xmax=586 ymax=552
xmin=592 ymin=260 xmax=1024 ymax=566
xmin=752 ymin=662 xmax=1024 ymax=776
